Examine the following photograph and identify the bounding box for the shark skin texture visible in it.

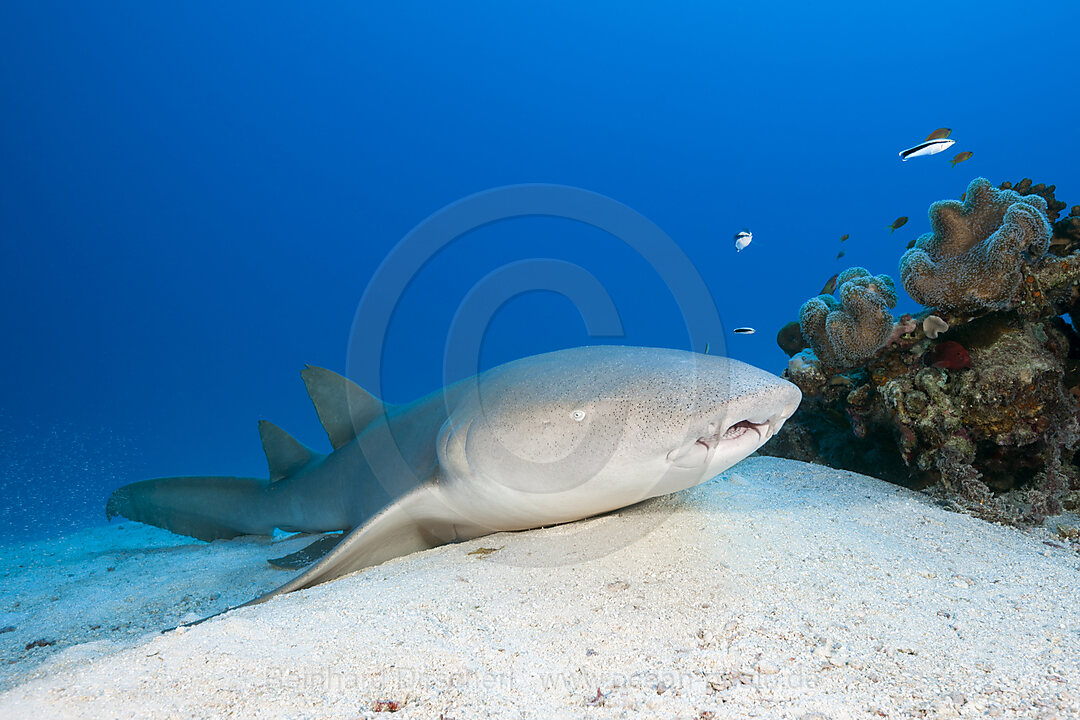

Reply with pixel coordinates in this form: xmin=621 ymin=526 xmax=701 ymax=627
xmin=107 ymin=345 xmax=801 ymax=622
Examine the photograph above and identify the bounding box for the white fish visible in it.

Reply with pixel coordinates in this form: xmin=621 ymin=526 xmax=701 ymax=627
xmin=734 ymin=229 xmax=753 ymax=252
xmin=733 ymin=327 xmax=755 ymax=335
xmin=899 ymin=138 xmax=955 ymax=161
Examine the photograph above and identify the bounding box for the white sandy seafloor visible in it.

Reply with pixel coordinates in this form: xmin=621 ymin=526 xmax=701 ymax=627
xmin=2 ymin=457 xmax=1079 ymax=719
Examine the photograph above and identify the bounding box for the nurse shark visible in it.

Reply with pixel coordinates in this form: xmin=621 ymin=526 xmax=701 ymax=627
xmin=107 ymin=345 xmax=801 ymax=618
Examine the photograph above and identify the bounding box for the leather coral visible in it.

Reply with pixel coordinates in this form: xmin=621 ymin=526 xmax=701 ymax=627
xmin=799 ymin=267 xmax=897 ymax=369
xmin=900 ymin=178 xmax=1051 ymax=312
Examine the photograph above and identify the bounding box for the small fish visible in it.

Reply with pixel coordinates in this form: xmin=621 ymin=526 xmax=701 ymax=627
xmin=704 ymin=342 xmax=709 ymax=354
xmin=820 ymin=273 xmax=838 ymax=295
xmin=925 ymin=128 xmax=952 ymax=141
xmin=899 ymin=137 xmax=955 ymax=161
xmin=734 ymin=229 xmax=753 ymax=252
xmin=951 ymin=151 xmax=973 ymax=168
xmin=961 ymin=191 xmax=967 ymax=201
xmin=926 ymin=340 xmax=972 ymax=370
xmin=836 ymin=250 xmax=845 ymax=260
xmin=889 ymin=216 xmax=908 ymax=233
xmin=839 ymin=234 xmax=849 ymax=243
xmin=733 ymin=327 xmax=755 ymax=335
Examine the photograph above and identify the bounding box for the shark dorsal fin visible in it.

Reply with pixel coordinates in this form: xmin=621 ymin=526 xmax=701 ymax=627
xmin=258 ymin=420 xmax=317 ymax=482
xmin=301 ymin=366 xmax=385 ymax=450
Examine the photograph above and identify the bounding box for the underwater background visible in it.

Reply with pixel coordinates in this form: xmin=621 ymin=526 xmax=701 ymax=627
xmin=1 ymin=1 xmax=1078 ymax=540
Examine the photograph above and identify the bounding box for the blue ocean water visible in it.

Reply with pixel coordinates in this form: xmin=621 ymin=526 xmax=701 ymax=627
xmin=1 ymin=1 xmax=1077 ymax=540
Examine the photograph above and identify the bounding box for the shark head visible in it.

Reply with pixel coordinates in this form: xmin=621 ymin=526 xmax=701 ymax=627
xmin=436 ymin=345 xmax=801 ymax=529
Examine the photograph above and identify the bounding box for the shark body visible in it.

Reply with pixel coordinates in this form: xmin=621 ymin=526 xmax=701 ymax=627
xmin=107 ymin=345 xmax=801 ymax=618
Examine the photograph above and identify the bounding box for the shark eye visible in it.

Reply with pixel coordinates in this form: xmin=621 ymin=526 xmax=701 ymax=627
xmin=572 ymin=410 xmax=586 ymax=422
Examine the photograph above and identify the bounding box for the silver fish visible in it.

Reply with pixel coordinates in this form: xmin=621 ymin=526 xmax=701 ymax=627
xmin=733 ymin=327 xmax=755 ymax=335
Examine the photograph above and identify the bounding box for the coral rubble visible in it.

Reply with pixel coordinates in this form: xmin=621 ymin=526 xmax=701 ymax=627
xmin=767 ymin=179 xmax=1080 ymax=524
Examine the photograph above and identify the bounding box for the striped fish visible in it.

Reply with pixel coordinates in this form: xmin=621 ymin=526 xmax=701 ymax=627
xmin=734 ymin=229 xmax=753 ymax=252
xmin=899 ymin=137 xmax=955 ymax=161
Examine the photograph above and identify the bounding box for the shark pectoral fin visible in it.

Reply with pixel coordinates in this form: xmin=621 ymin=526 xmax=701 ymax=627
xmin=258 ymin=420 xmax=321 ymax=482
xmin=201 ymin=485 xmax=457 ymax=622
xmin=301 ymin=366 xmax=389 ymax=450
xmin=267 ymin=532 xmax=346 ymax=569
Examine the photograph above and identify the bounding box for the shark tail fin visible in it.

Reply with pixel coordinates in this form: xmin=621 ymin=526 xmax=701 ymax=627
xmin=300 ymin=366 xmax=388 ymax=450
xmin=106 ymin=476 xmax=272 ymax=542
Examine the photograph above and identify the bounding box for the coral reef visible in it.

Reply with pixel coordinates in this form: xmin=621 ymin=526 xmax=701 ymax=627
xmin=1000 ymin=178 xmax=1067 ymax=223
xmin=776 ymin=321 xmax=807 ymax=357
xmin=767 ymin=179 xmax=1080 ymax=525
xmin=924 ymin=340 xmax=970 ymax=369
xmin=798 ymin=268 xmax=897 ymax=369
xmin=885 ymin=314 xmax=916 ymax=345
xmin=899 ymin=178 xmax=1052 ymax=313
xmin=1050 ymin=204 xmax=1080 ymax=256
xmin=922 ymin=314 xmax=948 ymax=339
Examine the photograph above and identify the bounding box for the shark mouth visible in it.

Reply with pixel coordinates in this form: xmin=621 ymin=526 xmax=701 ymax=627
xmin=714 ymin=419 xmax=767 ymax=443
xmin=666 ymin=418 xmax=773 ymax=469
xmin=700 ymin=418 xmax=771 ymax=450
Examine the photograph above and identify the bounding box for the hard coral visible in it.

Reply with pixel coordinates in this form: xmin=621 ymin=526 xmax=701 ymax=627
xmin=798 ymin=267 xmax=897 ymax=369
xmin=786 ymin=349 xmax=826 ymax=388
xmin=899 ymin=178 xmax=1052 ymax=312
